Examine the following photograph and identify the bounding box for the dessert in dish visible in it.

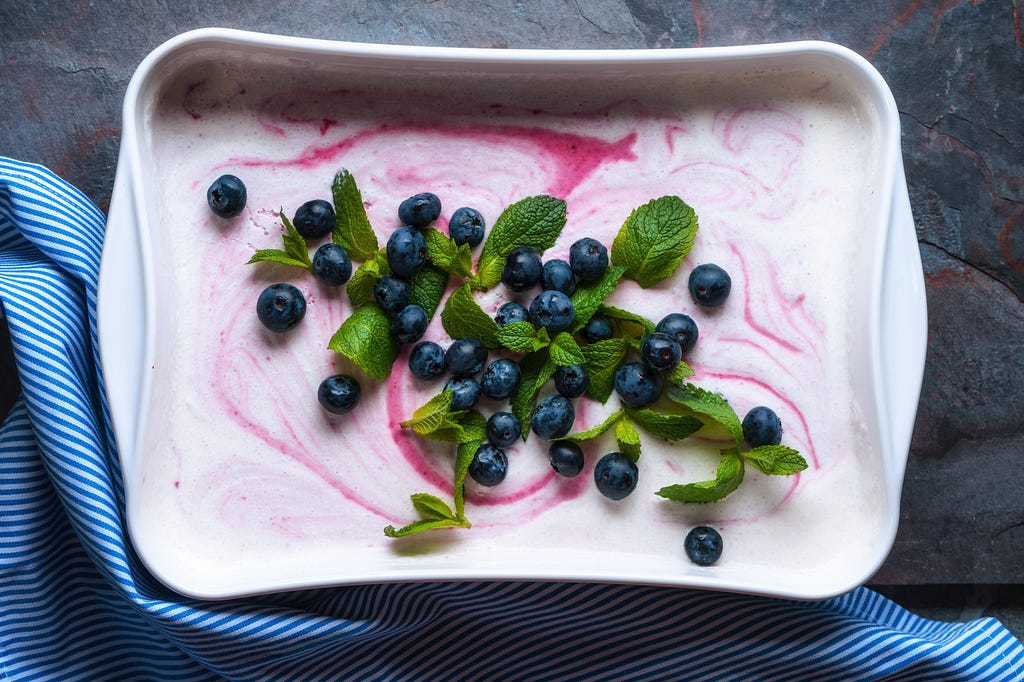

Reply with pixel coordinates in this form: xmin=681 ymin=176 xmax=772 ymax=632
xmin=128 ymin=47 xmax=891 ymax=596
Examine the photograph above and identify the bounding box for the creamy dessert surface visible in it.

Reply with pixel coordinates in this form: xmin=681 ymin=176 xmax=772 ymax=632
xmin=137 ymin=60 xmax=886 ymax=588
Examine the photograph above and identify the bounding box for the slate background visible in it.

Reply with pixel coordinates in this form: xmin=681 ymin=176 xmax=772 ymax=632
xmin=1 ymin=0 xmax=1021 ymax=632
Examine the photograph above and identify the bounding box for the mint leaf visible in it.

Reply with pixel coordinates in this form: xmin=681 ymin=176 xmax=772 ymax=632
xmin=453 ymin=436 xmax=482 ymax=518
xmin=611 ymin=196 xmax=697 ymax=288
xmin=665 ymin=361 xmax=695 ymax=385
xmin=615 ymin=416 xmax=642 ymax=461
xmin=581 ymin=337 xmax=629 ymax=403
xmin=666 ymin=382 xmax=744 ymax=446
xmin=347 ymin=248 xmax=390 ymax=307
xmin=327 ymin=303 xmax=399 ymax=380
xmin=332 ymin=168 xmax=378 ymax=261
xmin=496 ymin=322 xmax=551 ymax=353
xmin=408 ymin=262 xmax=449 ymax=319
xmin=656 ymin=450 xmax=745 ymax=503
xmin=742 ymin=445 xmax=808 ymax=476
xmin=570 ymin=265 xmax=626 ymax=332
xmin=559 ymin=408 xmax=623 ymax=443
xmin=400 ymin=391 xmax=455 ymax=435
xmin=384 ymin=516 xmax=470 ymax=538
xmin=247 ymin=212 xmax=313 ymax=270
xmin=410 ymin=493 xmax=456 ymax=521
xmin=510 ymin=350 xmax=555 ymax=436
xmin=598 ymin=304 xmax=656 ymax=339
xmin=474 ymin=196 xmax=566 ymax=289
xmin=441 ymin=283 xmax=501 ymax=348
xmin=625 ymin=408 xmax=703 ymax=441
xmin=549 ymin=332 xmax=585 ymax=367
xmin=424 ymin=227 xmax=474 ymax=278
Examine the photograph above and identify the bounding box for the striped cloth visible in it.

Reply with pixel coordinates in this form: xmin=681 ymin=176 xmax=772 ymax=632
xmin=1 ymin=156 xmax=1021 ymax=682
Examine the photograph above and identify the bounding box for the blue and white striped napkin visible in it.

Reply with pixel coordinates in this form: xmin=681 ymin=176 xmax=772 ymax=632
xmin=1 ymin=156 xmax=1022 ymax=681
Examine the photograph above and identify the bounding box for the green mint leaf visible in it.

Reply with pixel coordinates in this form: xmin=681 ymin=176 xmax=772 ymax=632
xmin=384 ymin=517 xmax=470 ymax=538
xmin=247 ymin=249 xmax=311 ymax=269
xmin=656 ymin=450 xmax=745 ymax=503
xmin=666 ymin=382 xmax=744 ymax=446
xmin=665 ymin=361 xmax=695 ymax=385
xmin=453 ymin=436 xmax=483 ymax=518
xmin=410 ymin=492 xmax=457 ymax=521
xmin=327 ymin=303 xmax=399 ymax=380
xmin=559 ymin=408 xmax=623 ymax=443
xmin=423 ymin=227 xmax=474 ymax=278
xmin=510 ymin=350 xmax=555 ymax=437
xmin=570 ymin=265 xmax=626 ymax=332
xmin=400 ymin=390 xmax=455 ymax=435
xmin=408 ymin=262 xmax=449 ymax=319
xmin=496 ymin=322 xmax=551 ymax=353
xmin=615 ymin=415 xmax=642 ymax=461
xmin=625 ymin=408 xmax=703 ymax=441
xmin=346 ymin=248 xmax=390 ymax=307
xmin=598 ymin=304 xmax=655 ymax=339
xmin=549 ymin=332 xmax=585 ymax=367
xmin=247 ymin=212 xmax=313 ymax=270
xmin=332 ymin=168 xmax=378 ymax=261
xmin=742 ymin=445 xmax=808 ymax=476
xmin=475 ymin=196 xmax=567 ymax=289
xmin=611 ymin=196 xmax=698 ymax=288
xmin=441 ymin=283 xmax=501 ymax=348
xmin=580 ymin=337 xmax=629 ymax=403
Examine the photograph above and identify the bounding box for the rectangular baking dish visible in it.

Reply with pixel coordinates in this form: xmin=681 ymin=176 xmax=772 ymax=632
xmin=98 ymin=28 xmax=926 ymax=600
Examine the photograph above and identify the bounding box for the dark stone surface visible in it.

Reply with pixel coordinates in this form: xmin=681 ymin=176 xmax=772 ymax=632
xmin=1 ymin=1 xmax=1022 ymax=588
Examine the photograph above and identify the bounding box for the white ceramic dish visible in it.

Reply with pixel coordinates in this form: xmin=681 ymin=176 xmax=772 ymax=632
xmin=98 ymin=28 xmax=926 ymax=600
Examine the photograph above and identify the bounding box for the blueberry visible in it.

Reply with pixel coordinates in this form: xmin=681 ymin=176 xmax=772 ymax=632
xmin=445 ymin=377 xmax=482 ymax=410
xmin=529 ymin=290 xmax=575 ymax=333
xmin=742 ymin=406 xmax=783 ymax=447
xmin=641 ymin=332 xmax=682 ymax=373
xmin=398 ymin=192 xmax=441 ymax=228
xmin=554 ymin=364 xmax=590 ymax=398
xmin=531 ymin=395 xmax=576 ymax=440
xmin=448 ymin=207 xmax=485 ymax=247
xmin=317 ymin=374 xmax=361 ymax=415
xmin=312 ymin=243 xmax=352 ymax=286
xmin=206 ymin=174 xmax=246 ymax=218
xmin=495 ymin=301 xmax=531 ymax=327
xmin=593 ymin=452 xmax=638 ymax=500
xmin=486 ymin=411 xmax=522 ymax=448
xmin=548 ymin=441 xmax=584 ymax=478
xmin=480 ymin=358 xmax=522 ymax=401
xmin=292 ymin=199 xmax=335 ymax=239
xmin=501 ymin=246 xmax=543 ymax=292
xmin=391 ymin=304 xmax=428 ymax=344
xmin=408 ymin=341 xmax=447 ymax=380
xmin=655 ymin=313 xmax=699 ymax=355
xmin=469 ymin=442 xmax=508 ymax=487
xmin=542 ymin=259 xmax=577 ymax=296
xmin=256 ymin=283 xmax=306 ymax=333
xmin=684 ymin=526 xmax=723 ymax=566
xmin=613 ymin=362 xmax=663 ymax=408
xmin=569 ymin=237 xmax=609 ymax=283
xmin=689 ymin=263 xmax=732 ymax=307
xmin=386 ymin=225 xmax=428 ymax=278
xmin=445 ymin=338 xmax=488 ymax=377
xmin=581 ymin=314 xmax=614 ymax=343
xmin=373 ymin=275 xmax=410 ymax=314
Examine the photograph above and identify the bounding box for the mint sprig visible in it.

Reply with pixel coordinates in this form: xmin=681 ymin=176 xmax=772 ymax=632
xmin=580 ymin=337 xmax=629 ymax=403
xmin=509 ymin=349 xmax=556 ymax=437
xmin=549 ymin=332 xmax=585 ymax=367
xmin=423 ymin=227 xmax=474 ymax=278
xmin=408 ymin=262 xmax=449 ymax=319
xmin=327 ymin=303 xmax=398 ymax=380
xmin=440 ymin=283 xmax=501 ymax=348
xmin=742 ymin=445 xmax=808 ymax=476
xmin=332 ymin=168 xmax=378 ymax=261
xmin=611 ymin=196 xmax=697 ymax=288
xmin=666 ymin=382 xmax=744 ymax=446
xmin=247 ymin=212 xmax=313 ymax=270
xmin=569 ymin=265 xmax=626 ymax=333
xmin=625 ymin=407 xmax=703 ymax=442
xmin=558 ymin=407 xmax=624 ymax=443
xmin=615 ymin=416 xmax=642 ymax=461
xmin=473 ymin=196 xmax=566 ymax=290
xmin=496 ymin=322 xmax=551 ymax=353
xmin=656 ymin=450 xmax=745 ymax=502
xmin=383 ymin=492 xmax=472 ymax=537
xmin=346 ymin=248 xmax=390 ymax=307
